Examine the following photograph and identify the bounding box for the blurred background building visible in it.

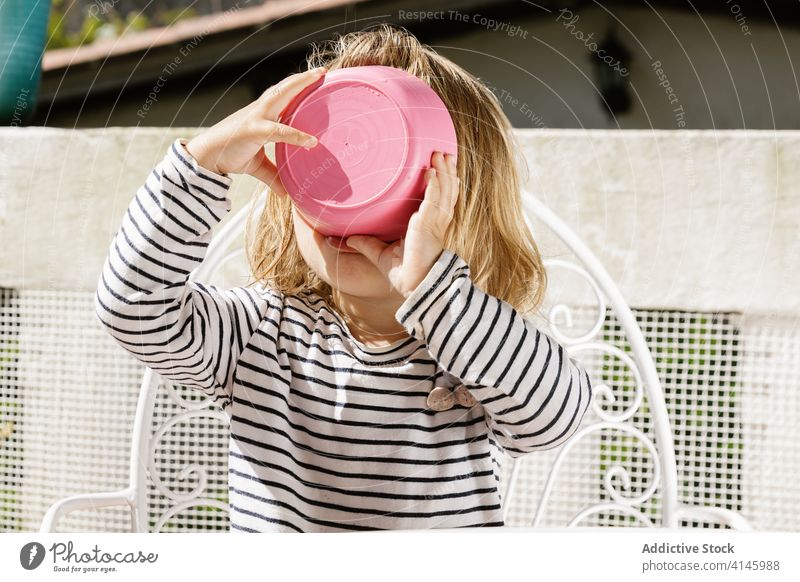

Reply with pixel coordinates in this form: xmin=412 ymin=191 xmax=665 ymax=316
xmin=11 ymin=0 xmax=800 ymax=129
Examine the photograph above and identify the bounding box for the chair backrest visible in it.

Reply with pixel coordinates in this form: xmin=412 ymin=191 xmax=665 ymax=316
xmin=126 ymin=199 xmax=258 ymax=532
xmin=125 ymin=191 xmax=683 ymax=531
xmin=501 ymin=194 xmax=680 ymax=528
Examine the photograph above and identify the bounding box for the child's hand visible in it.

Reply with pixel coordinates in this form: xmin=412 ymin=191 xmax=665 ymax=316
xmin=344 ymin=151 xmax=459 ymax=299
xmin=185 ymin=67 xmax=327 ymax=195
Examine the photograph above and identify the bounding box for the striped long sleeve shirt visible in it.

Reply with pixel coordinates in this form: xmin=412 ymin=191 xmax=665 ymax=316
xmin=95 ymin=137 xmax=594 ymax=533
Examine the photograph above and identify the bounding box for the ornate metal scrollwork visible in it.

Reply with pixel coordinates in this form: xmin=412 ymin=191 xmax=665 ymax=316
xmin=148 ymin=409 xmax=229 ymax=504
xmin=503 ymin=259 xmax=660 ymax=528
xmin=510 ymin=422 xmax=661 ymax=527
xmin=541 ymin=259 xmax=607 ymax=345
xmin=146 ymin=241 xmax=243 ymax=531
xmin=163 ymin=381 xmax=217 ymax=411
xmin=153 ymin=499 xmax=229 ymax=533
xmin=567 ymin=502 xmax=655 ymax=528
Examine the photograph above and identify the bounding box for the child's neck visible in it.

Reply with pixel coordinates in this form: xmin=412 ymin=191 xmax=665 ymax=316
xmin=330 ymin=288 xmax=411 ymax=347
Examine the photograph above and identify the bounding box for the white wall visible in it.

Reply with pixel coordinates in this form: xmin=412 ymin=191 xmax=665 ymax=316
xmin=0 ymin=126 xmax=797 ymax=317
xmin=517 ymin=128 xmax=800 ymax=317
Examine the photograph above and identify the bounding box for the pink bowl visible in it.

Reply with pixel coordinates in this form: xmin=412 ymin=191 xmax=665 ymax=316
xmin=274 ymin=65 xmax=458 ymax=242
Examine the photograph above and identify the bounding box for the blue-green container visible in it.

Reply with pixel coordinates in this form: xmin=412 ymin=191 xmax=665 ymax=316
xmin=0 ymin=0 xmax=52 ymax=125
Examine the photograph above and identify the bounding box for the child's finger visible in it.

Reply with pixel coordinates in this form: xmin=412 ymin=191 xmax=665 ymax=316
xmin=422 ymin=156 xmax=458 ymax=231
xmin=261 ymin=67 xmax=327 ymax=120
xmin=344 ymin=235 xmax=390 ymax=270
xmin=429 ymin=151 xmax=458 ymax=219
xmin=443 ymin=154 xmax=460 ymax=215
xmin=416 ymin=172 xmax=443 ymax=232
xmin=248 ymin=149 xmax=288 ymax=196
xmin=422 ymin=166 xmax=441 ymax=212
xmin=261 ymin=119 xmax=319 ymax=148
xmin=439 ymin=152 xmax=457 ymax=189
xmin=448 ymin=176 xmax=460 ymax=215
xmin=427 ymin=152 xmax=447 ymax=207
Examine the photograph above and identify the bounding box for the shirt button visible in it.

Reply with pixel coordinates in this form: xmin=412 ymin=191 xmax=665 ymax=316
xmin=427 ymin=386 xmax=455 ymax=411
xmin=453 ymin=384 xmax=478 ymax=408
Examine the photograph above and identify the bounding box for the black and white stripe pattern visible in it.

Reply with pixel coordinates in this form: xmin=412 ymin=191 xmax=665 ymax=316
xmin=95 ymin=137 xmax=593 ymax=532
xmin=396 ymin=250 xmax=594 ymax=456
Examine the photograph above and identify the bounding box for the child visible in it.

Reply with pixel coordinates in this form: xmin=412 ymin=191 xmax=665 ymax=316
xmin=95 ymin=23 xmax=593 ymax=533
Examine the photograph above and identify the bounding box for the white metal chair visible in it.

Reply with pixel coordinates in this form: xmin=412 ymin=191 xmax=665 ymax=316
xmin=40 ymin=190 xmax=753 ymax=532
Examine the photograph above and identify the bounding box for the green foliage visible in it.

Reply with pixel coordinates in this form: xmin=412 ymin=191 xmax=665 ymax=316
xmin=1 ymin=324 xmax=21 ymax=531
xmin=46 ymin=3 xmax=199 ymax=50
xmin=126 ymin=12 xmax=151 ymax=34
xmin=159 ymin=7 xmax=199 ymax=27
xmin=597 ymin=311 xmax=743 ymax=528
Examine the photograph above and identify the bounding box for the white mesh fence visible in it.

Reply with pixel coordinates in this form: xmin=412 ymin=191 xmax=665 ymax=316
xmin=500 ymin=308 xmax=766 ymax=529
xmin=1 ymin=287 xmax=797 ymax=532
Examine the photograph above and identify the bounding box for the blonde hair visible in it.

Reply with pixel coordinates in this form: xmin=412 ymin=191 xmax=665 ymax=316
xmin=244 ymin=23 xmax=547 ymax=316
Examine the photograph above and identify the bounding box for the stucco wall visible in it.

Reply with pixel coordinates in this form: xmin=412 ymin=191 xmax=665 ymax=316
xmin=0 ymin=126 xmax=797 ymax=316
